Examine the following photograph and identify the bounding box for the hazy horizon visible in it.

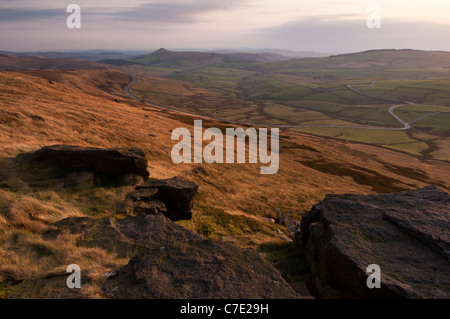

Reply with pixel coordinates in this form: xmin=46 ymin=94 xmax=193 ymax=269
xmin=4 ymin=47 xmax=450 ymax=56
xmin=1 ymin=0 xmax=450 ymax=53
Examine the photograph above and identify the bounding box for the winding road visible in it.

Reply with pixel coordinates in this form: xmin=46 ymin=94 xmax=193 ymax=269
xmin=346 ymin=85 xmax=412 ymax=131
xmin=124 ymin=76 xmax=419 ymax=131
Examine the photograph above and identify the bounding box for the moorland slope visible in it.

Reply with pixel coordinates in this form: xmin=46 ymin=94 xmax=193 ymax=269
xmin=0 ymin=54 xmax=449 ymax=297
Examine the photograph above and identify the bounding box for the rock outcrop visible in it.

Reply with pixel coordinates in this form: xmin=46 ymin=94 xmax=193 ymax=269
xmin=135 ymin=177 xmax=198 ymax=220
xmin=32 ymin=145 xmax=149 ymax=182
xmin=296 ymin=186 xmax=450 ymax=299
xmin=29 ymin=146 xmax=197 ymax=221
xmin=45 ymin=214 xmax=300 ymax=299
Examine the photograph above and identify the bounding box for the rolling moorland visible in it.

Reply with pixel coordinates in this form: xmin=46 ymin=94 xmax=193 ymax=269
xmin=0 ymin=49 xmax=449 ymax=298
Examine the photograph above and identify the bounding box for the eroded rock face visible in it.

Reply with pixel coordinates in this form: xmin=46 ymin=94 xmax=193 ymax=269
xmin=45 ymin=214 xmax=300 ymax=299
xmin=32 ymin=145 xmax=149 ymax=181
xmin=295 ymin=186 xmax=450 ymax=299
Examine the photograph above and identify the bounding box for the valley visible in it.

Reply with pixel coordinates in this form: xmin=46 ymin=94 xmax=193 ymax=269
xmin=107 ymin=49 xmax=450 ymax=161
xmin=0 ymin=49 xmax=449 ymax=298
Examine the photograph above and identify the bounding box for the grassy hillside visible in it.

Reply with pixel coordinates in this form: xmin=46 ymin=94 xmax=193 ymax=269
xmin=1 ymin=67 xmax=448 ymax=297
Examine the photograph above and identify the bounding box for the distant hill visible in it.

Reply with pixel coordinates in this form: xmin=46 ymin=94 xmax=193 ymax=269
xmin=221 ymin=52 xmax=292 ymax=63
xmin=3 ymin=50 xmax=135 ymax=62
xmin=328 ymin=49 xmax=450 ymax=69
xmin=0 ymin=54 xmax=106 ymax=71
xmin=209 ymin=49 xmax=330 ymax=58
xmin=126 ymin=48 xmax=293 ymax=68
xmin=121 ymin=48 xmax=450 ymax=72
xmin=266 ymin=49 xmax=450 ymax=73
xmin=98 ymin=59 xmax=143 ymax=66
xmin=128 ymin=48 xmax=224 ymax=68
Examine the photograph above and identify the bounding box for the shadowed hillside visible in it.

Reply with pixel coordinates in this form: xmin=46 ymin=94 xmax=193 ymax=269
xmin=0 ymin=54 xmax=106 ymax=71
xmin=129 ymin=48 xmax=224 ymax=68
xmin=264 ymin=49 xmax=450 ymax=73
xmin=107 ymin=48 xmax=294 ymax=69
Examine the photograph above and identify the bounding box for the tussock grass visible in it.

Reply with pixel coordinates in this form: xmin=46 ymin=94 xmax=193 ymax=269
xmin=0 ymin=188 xmax=128 ymax=298
xmin=9 ymin=194 xmax=83 ymax=223
xmin=0 ymin=228 xmax=128 ymax=298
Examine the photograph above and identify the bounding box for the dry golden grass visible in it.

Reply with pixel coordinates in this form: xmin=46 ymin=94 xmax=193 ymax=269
xmin=9 ymin=193 xmax=83 ymax=225
xmin=0 ymin=229 xmax=128 ymax=298
xmin=0 ymin=186 xmax=127 ymax=298
xmin=0 ymin=214 xmax=8 ymax=232
xmin=19 ymin=69 xmax=132 ymax=101
xmin=0 ymin=68 xmax=449 ymax=298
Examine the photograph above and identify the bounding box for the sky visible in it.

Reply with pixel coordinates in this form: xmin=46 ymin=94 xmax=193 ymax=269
xmin=1 ymin=0 xmax=450 ymax=53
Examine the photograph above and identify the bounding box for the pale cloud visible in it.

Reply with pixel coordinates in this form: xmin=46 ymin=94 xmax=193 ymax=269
xmin=252 ymin=15 xmax=450 ymax=52
xmin=0 ymin=0 xmax=449 ymax=52
xmin=103 ymin=0 xmax=253 ymax=23
xmin=0 ymin=8 xmax=63 ymax=21
xmin=0 ymin=0 xmax=253 ymax=23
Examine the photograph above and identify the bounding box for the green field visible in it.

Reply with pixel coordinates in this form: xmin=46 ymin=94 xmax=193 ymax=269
xmin=119 ymin=49 xmax=450 ymax=159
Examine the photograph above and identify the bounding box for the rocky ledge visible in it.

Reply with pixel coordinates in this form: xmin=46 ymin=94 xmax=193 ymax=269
xmin=295 ymin=185 xmax=450 ymax=299
xmin=32 ymin=145 xmax=149 ymax=182
xmin=133 ymin=177 xmax=198 ymax=220
xmin=45 ymin=214 xmax=300 ymax=299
